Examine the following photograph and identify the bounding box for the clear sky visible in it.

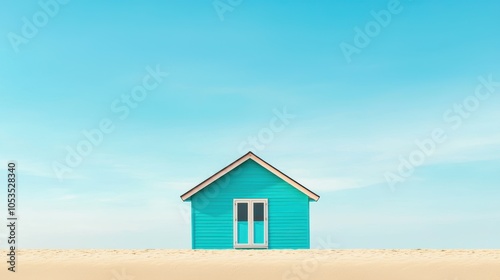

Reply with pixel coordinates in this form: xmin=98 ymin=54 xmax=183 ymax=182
xmin=0 ymin=0 xmax=499 ymax=249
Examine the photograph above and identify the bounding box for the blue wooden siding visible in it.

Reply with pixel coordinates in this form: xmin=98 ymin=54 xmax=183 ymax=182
xmin=190 ymin=159 xmax=310 ymax=249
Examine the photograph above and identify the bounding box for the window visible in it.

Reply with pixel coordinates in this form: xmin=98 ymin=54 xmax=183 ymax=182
xmin=237 ymin=203 xmax=248 ymax=221
xmin=253 ymin=203 xmax=264 ymax=221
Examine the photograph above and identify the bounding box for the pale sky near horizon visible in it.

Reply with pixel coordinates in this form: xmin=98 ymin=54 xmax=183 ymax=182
xmin=0 ymin=0 xmax=499 ymax=249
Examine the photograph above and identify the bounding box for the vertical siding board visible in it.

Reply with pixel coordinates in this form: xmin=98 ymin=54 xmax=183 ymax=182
xmin=190 ymin=159 xmax=312 ymax=249
xmin=191 ymin=200 xmax=195 ymax=249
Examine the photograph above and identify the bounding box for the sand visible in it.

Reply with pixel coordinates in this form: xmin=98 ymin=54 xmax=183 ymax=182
xmin=0 ymin=249 xmax=499 ymax=280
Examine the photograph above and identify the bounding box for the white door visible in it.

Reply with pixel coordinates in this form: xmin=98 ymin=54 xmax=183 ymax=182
xmin=233 ymin=199 xmax=268 ymax=249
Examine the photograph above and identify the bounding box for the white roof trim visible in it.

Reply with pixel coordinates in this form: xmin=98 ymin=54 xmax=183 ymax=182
xmin=180 ymin=152 xmax=320 ymax=201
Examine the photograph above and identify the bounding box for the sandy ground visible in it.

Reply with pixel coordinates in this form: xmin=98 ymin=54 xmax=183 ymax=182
xmin=0 ymin=249 xmax=499 ymax=280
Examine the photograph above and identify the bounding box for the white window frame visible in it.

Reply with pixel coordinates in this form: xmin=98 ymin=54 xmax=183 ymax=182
xmin=233 ymin=199 xmax=268 ymax=249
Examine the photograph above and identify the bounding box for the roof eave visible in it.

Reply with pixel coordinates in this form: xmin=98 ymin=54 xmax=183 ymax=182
xmin=180 ymin=152 xmax=320 ymax=201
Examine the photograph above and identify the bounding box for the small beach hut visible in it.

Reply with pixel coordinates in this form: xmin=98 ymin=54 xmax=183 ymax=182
xmin=180 ymin=152 xmax=320 ymax=249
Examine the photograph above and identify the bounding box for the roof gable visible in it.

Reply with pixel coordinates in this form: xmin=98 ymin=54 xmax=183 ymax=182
xmin=180 ymin=152 xmax=320 ymax=201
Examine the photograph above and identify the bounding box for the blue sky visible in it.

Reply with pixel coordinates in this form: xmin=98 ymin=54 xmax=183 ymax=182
xmin=0 ymin=0 xmax=499 ymax=249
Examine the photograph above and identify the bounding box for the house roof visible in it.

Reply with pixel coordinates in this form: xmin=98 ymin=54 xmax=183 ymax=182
xmin=180 ymin=152 xmax=320 ymax=201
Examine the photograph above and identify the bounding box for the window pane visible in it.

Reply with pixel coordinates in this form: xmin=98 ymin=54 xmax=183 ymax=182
xmin=237 ymin=203 xmax=248 ymax=221
xmin=253 ymin=203 xmax=264 ymax=221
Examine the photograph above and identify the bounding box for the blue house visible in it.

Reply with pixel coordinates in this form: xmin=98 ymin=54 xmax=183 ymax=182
xmin=180 ymin=152 xmax=320 ymax=249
